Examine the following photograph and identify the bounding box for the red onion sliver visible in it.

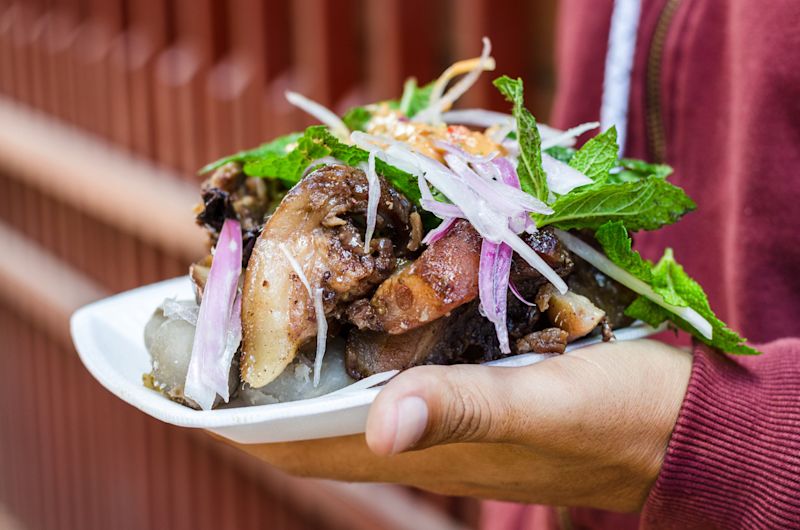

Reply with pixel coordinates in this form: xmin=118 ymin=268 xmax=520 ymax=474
xmin=184 ymin=218 xmax=242 ymax=410
xmin=422 ymin=217 xmax=457 ymax=246
xmin=433 ymin=140 xmax=498 ymax=165
xmin=479 ymin=239 xmax=513 ymax=354
xmin=509 ymin=281 xmax=536 ymax=307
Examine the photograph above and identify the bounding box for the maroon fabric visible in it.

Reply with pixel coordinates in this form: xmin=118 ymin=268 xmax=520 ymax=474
xmin=642 ymin=340 xmax=800 ymax=529
xmin=483 ymin=0 xmax=800 ymax=528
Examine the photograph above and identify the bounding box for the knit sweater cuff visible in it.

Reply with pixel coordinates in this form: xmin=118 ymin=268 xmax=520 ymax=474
xmin=641 ymin=339 xmax=800 ymax=529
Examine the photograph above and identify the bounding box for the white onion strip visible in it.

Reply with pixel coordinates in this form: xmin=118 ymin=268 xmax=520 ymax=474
xmin=441 ymin=109 xmax=513 ymax=128
xmin=351 ymin=131 xmax=567 ymax=293
xmin=279 ymin=243 xmax=329 ymax=387
xmin=312 ymin=288 xmax=327 ymax=387
xmin=279 ymin=243 xmax=311 ymax=293
xmin=303 ymin=156 xmax=345 ymax=177
xmin=363 ymin=152 xmax=380 ymax=252
xmin=416 ymin=37 xmax=495 ymax=123
xmin=540 ymin=121 xmax=600 ymax=149
xmin=285 ymin=91 xmax=349 ymax=140
xmin=542 ymin=153 xmax=593 ymax=195
xmin=555 ymin=229 xmax=713 ymax=339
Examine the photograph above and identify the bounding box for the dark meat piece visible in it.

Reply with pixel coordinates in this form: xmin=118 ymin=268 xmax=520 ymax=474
xmin=195 ymin=161 xmax=279 ymax=266
xmin=242 ymin=165 xmax=417 ymax=387
xmin=346 ymin=302 xmax=502 ymax=379
xmin=346 ymin=296 xmax=550 ymax=379
xmin=347 ymin=224 xmax=573 ymax=334
xmin=567 ymin=255 xmax=637 ymax=329
xmin=600 ymin=317 xmax=614 ymax=342
xmin=515 ymin=328 xmax=569 ymax=354
xmin=346 ymin=219 xmax=482 ymax=334
xmin=510 ymin=228 xmax=574 ymax=297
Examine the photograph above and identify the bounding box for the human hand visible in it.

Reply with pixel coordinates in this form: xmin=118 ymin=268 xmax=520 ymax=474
xmin=228 ymin=339 xmax=692 ymax=512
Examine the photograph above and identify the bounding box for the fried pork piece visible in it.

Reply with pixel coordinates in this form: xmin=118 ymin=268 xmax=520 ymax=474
xmin=347 ymin=296 xmax=561 ymax=378
xmin=515 ymin=328 xmax=569 ymax=354
xmin=346 ymin=302 xmax=500 ymax=379
xmin=535 ymin=284 xmax=606 ymax=341
xmin=567 ymin=255 xmax=637 ymax=329
xmin=347 ymin=224 xmax=573 ymax=334
xmin=510 ymin=228 xmax=575 ymax=297
xmin=241 ymin=165 xmax=417 ymax=388
xmin=195 ymin=161 xmax=280 ymax=266
xmin=346 ymin=219 xmax=481 ymax=334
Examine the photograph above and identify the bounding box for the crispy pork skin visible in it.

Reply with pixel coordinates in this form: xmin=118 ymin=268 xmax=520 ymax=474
xmin=536 ymin=284 xmax=606 ymax=341
xmin=241 ymin=165 xmax=414 ymax=388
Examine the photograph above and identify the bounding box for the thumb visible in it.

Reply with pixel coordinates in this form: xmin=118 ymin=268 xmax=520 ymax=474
xmin=365 ymin=364 xmax=522 ymax=455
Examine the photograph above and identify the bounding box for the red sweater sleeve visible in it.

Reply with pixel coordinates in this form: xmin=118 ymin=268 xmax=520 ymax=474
xmin=642 ymin=340 xmax=800 ymax=529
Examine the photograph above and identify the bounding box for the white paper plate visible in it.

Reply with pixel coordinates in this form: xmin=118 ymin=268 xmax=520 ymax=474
xmin=70 ymin=277 xmax=660 ymax=444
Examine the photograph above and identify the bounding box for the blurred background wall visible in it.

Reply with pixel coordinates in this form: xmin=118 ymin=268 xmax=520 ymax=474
xmin=0 ymin=1 xmax=558 ymax=528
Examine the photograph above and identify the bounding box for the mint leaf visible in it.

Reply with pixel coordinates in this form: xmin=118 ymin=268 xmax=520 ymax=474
xmin=342 ymin=106 xmax=372 ymax=131
xmin=614 ymin=158 xmax=673 ymax=182
xmin=199 ymin=132 xmax=302 ymax=174
xmin=624 ymin=297 xmax=670 ymax=328
xmin=244 ymin=126 xmax=421 ymax=204
xmin=402 ymin=80 xmax=435 ymax=118
xmin=569 ymin=127 xmax=619 ymax=182
xmin=544 ymin=145 xmax=576 ymax=164
xmin=594 ymin=221 xmax=653 ymax=282
xmin=595 ymin=221 xmax=760 ymax=355
xmin=493 ymin=76 xmax=548 ymax=202
xmin=536 ymin=175 xmax=696 ymax=231
xmin=649 ymin=249 xmax=760 ymax=355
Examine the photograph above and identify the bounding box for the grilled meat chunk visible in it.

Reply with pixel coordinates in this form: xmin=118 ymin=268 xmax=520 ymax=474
xmin=347 ymin=224 xmax=573 ymax=334
xmin=515 ymin=328 xmax=569 ymax=354
xmin=510 ymin=228 xmax=574 ymax=297
xmin=567 ymin=256 xmax=637 ymax=329
xmin=346 ymin=219 xmax=482 ymax=334
xmin=241 ymin=165 xmax=416 ymax=388
xmin=346 ymin=302 xmax=502 ymax=379
xmin=536 ymin=284 xmax=606 ymax=341
xmin=195 ymin=161 xmax=280 ymax=266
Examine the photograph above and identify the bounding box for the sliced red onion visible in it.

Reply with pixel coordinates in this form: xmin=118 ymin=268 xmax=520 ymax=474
xmin=444 ymin=153 xmax=552 ymax=216
xmin=541 ymin=153 xmax=593 ymax=195
xmin=418 ymin=173 xmax=464 ymax=219
xmin=216 ymin=291 xmax=242 ymax=401
xmin=555 ymin=229 xmax=713 ymax=339
xmin=509 ymin=281 xmax=536 ymax=307
xmin=433 ymin=140 xmax=498 ymax=165
xmin=363 ymin=152 xmax=380 ymax=252
xmin=421 ymin=199 xmax=463 ymax=218
xmin=540 ymin=121 xmax=600 ymax=150
xmin=285 ymin=91 xmax=349 ymax=140
xmin=479 ymin=240 xmax=513 ymax=354
xmin=312 ymin=287 xmax=327 ymax=387
xmin=184 ymin=218 xmax=242 ymax=410
xmin=422 ymin=217 xmax=457 ymax=246
xmin=351 ymin=132 xmax=567 ymax=293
